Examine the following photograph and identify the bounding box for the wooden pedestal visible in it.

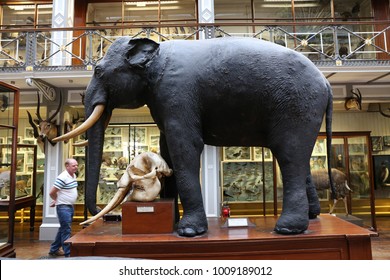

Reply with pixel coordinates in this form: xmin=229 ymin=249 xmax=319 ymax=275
xmin=122 ymin=199 xmax=174 ymax=234
xmin=68 ymin=215 xmax=377 ymax=260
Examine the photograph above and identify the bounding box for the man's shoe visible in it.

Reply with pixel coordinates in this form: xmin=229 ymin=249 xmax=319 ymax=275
xmin=48 ymin=249 xmax=64 ymax=257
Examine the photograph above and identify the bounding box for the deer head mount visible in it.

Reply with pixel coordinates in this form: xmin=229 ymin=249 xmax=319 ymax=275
xmin=344 ymin=88 xmax=362 ymax=111
xmin=27 ymin=91 xmax=62 ymax=151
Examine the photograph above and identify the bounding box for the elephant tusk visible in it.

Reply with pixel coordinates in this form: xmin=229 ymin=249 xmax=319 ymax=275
xmin=128 ymin=167 xmax=157 ymax=181
xmin=80 ymin=184 xmax=131 ymax=225
xmin=52 ymin=104 xmax=105 ymax=142
xmin=73 ymin=140 xmax=88 ymax=147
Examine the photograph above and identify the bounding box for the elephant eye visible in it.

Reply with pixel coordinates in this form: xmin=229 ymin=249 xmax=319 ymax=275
xmin=94 ymin=66 xmax=103 ymax=78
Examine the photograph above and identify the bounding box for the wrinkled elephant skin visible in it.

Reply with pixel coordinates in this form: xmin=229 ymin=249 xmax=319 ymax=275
xmin=65 ymin=37 xmax=334 ymax=237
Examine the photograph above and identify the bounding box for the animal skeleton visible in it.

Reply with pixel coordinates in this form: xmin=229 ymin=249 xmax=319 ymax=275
xmin=80 ymin=152 xmax=172 ymax=225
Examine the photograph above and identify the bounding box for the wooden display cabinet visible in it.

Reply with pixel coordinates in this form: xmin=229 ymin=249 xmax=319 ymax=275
xmin=0 ymin=144 xmax=37 ymax=232
xmin=0 ymin=81 xmax=19 ymax=258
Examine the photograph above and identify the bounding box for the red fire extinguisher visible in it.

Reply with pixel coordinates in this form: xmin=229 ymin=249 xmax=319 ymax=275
xmin=221 ymin=203 xmax=231 ymax=218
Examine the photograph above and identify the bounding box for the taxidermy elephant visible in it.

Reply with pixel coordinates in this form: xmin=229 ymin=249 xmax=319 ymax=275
xmin=54 ymin=37 xmax=334 ymax=237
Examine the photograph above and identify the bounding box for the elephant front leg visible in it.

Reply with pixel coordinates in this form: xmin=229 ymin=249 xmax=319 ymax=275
xmin=162 ymin=129 xmax=208 ymax=237
xmin=174 ymin=163 xmax=208 ymax=237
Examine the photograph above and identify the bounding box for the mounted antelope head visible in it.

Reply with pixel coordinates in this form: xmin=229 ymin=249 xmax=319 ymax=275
xmin=344 ymin=88 xmax=362 ymax=110
xmin=27 ymin=91 xmax=62 ymax=149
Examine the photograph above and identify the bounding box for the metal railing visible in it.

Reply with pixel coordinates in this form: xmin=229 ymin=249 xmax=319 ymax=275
xmin=1 ymin=22 xmax=390 ymax=73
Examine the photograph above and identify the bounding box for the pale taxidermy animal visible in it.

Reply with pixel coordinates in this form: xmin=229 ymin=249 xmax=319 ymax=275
xmin=80 ymin=152 xmax=172 ymax=225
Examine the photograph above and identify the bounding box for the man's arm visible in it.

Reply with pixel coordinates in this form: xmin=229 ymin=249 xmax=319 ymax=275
xmin=49 ymin=186 xmax=59 ymax=207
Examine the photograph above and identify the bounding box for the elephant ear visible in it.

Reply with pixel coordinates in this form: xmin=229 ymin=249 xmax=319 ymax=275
xmin=126 ymin=38 xmax=160 ymax=69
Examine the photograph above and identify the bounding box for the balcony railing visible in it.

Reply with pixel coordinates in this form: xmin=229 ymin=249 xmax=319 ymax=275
xmin=1 ymin=21 xmax=390 ymax=73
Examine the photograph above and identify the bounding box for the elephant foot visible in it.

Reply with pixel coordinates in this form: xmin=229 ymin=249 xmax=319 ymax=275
xmin=274 ymin=213 xmax=308 ymax=235
xmin=308 ymin=201 xmax=320 ymax=219
xmin=176 ymin=211 xmax=208 ymax=237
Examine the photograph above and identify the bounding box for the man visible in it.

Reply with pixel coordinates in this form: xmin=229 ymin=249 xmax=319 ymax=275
xmin=47 ymin=158 xmax=78 ymax=258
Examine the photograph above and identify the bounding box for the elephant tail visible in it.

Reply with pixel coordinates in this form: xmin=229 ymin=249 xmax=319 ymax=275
xmin=325 ymin=83 xmax=336 ymax=200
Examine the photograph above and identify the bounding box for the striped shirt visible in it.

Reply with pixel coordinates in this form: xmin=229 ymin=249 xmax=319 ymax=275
xmin=53 ymin=170 xmax=78 ymax=205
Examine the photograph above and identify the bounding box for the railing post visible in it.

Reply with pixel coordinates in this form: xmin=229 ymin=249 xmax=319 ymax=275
xmin=198 ymin=0 xmax=215 ymax=40
xmin=25 ymin=32 xmax=35 ymax=70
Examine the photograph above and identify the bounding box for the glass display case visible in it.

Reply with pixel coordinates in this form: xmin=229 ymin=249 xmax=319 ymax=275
xmin=0 ymin=81 xmax=19 ymax=258
xmin=72 ymin=123 xmax=160 ymax=218
xmin=221 ymin=147 xmax=276 ymax=216
xmin=319 ymin=132 xmax=375 ymax=230
xmin=220 ymin=132 xmax=376 ymax=230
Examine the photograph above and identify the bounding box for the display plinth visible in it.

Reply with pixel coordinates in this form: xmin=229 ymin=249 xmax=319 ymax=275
xmin=67 ymin=215 xmax=376 ymax=260
xmin=122 ymin=199 xmax=174 ymax=234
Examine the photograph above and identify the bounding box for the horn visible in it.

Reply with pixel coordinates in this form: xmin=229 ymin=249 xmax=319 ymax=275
xmin=47 ymin=91 xmax=63 ymax=122
xmin=36 ymin=91 xmax=43 ymax=122
xmin=379 ymin=104 xmax=390 ymax=118
xmin=26 ymin=111 xmax=40 ymax=138
xmin=52 ymin=104 xmax=105 ymax=142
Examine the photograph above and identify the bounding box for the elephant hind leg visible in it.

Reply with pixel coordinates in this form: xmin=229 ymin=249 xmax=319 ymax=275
xmin=272 ymin=150 xmax=312 ymax=234
xmin=306 ymin=175 xmax=321 ymax=219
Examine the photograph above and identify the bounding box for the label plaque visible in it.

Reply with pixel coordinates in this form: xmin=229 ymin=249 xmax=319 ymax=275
xmin=137 ymin=206 xmax=155 ymax=213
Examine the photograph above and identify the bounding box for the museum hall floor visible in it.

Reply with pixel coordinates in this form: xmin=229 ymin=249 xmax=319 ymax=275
xmin=10 ymin=216 xmax=390 ymax=260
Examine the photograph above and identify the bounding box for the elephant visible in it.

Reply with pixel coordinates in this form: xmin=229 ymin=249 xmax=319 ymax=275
xmin=54 ymin=36 xmax=334 ymax=237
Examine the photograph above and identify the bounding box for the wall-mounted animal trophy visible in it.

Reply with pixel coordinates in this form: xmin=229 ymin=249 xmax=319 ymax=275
xmin=0 ymin=94 xmax=9 ymax=112
xmin=27 ymin=91 xmax=62 ymax=152
xmin=344 ymin=88 xmax=362 ymax=110
xmin=80 ymin=152 xmax=173 ymax=225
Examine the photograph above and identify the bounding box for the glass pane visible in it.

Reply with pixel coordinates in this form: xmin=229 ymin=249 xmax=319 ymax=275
xmin=334 ymin=0 xmax=372 ymax=21
xmin=36 ymin=4 xmax=52 ymax=27
xmin=348 ymin=136 xmax=369 ymax=198
xmin=331 ymin=138 xmax=346 ymax=173
xmin=160 ymin=0 xmax=196 ymax=22
xmin=254 ymin=0 xmax=293 ymax=20
xmin=222 ymin=161 xmax=263 ymax=202
xmin=294 ymin=0 xmax=331 ymax=20
xmin=372 ymin=155 xmax=390 ymax=199
xmin=215 ymin=0 xmax=252 ymax=21
xmin=2 ymin=5 xmax=35 ymax=26
xmin=87 ymin=3 xmax=122 ymax=24
xmin=124 ymin=1 xmax=159 ymax=23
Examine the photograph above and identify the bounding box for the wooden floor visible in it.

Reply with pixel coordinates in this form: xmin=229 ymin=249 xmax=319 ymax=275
xmin=8 ymin=216 xmax=390 ymax=260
